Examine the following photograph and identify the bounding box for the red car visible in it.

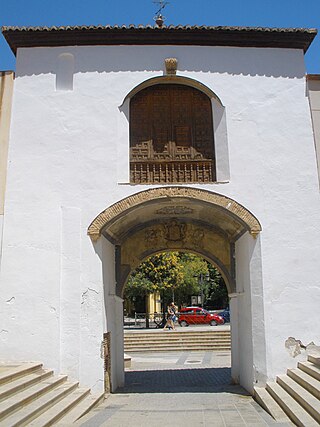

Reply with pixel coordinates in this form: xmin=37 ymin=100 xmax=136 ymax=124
xmin=178 ymin=307 xmax=224 ymax=327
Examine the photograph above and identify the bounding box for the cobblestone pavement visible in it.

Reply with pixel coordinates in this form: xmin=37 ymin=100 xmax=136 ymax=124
xmin=78 ymin=351 xmax=292 ymax=427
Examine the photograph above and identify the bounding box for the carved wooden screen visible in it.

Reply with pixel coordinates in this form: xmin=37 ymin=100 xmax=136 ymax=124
xmin=130 ymin=84 xmax=215 ymax=184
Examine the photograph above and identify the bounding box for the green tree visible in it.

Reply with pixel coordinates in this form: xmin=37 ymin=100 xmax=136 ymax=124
xmin=173 ymin=252 xmax=209 ymax=306
xmin=125 ymin=252 xmax=184 ymax=296
xmin=125 ymin=252 xmax=184 ymax=326
xmin=124 ymin=252 xmax=229 ymax=319
xmin=204 ymin=263 xmax=229 ymax=309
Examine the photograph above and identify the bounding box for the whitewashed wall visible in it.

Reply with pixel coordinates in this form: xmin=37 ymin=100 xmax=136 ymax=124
xmin=0 ymin=44 xmax=319 ymax=392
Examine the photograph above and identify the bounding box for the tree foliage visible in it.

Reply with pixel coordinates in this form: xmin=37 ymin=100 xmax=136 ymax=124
xmin=125 ymin=252 xmax=184 ymax=298
xmin=124 ymin=251 xmax=229 ymax=309
xmin=204 ymin=263 xmax=229 ymax=309
xmin=172 ymin=252 xmax=208 ymax=306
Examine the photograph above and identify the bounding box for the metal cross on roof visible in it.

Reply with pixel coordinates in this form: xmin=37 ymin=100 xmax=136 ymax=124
xmin=153 ymin=0 xmax=169 ymax=27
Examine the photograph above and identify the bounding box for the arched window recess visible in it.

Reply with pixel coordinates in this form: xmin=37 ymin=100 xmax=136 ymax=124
xmin=130 ymin=81 xmax=217 ymax=184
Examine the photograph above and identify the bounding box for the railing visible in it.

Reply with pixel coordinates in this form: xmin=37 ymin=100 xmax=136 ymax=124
xmin=124 ymin=312 xmax=166 ymax=329
xmin=130 ymin=160 xmax=215 ymax=184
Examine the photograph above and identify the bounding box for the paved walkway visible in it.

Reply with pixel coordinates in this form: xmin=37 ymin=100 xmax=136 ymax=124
xmin=78 ymin=351 xmax=292 ymax=427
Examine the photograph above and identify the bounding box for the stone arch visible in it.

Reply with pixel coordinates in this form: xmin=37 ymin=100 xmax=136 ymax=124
xmin=94 ymin=187 xmax=265 ymax=393
xmin=87 ymin=187 xmax=262 ymax=242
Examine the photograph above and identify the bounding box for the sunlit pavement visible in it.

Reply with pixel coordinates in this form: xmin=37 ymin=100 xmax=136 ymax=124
xmin=78 ymin=350 xmax=292 ymax=427
xmin=126 ymin=350 xmax=231 ymax=371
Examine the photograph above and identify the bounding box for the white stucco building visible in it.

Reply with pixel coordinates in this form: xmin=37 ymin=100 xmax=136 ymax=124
xmin=0 ymin=24 xmax=319 ymax=394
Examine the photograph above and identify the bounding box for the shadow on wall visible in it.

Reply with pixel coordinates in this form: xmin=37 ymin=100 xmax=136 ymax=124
xmin=15 ymin=45 xmax=305 ymax=78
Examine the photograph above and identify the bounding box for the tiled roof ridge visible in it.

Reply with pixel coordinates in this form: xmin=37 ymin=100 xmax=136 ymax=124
xmin=1 ymin=24 xmax=318 ymax=33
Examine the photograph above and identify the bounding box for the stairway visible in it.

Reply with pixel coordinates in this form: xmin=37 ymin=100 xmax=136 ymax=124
xmin=254 ymin=354 xmax=320 ymax=427
xmin=0 ymin=362 xmax=105 ymax=426
xmin=124 ymin=328 xmax=231 ymax=352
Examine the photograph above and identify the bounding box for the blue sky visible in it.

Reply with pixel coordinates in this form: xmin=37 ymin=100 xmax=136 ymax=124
xmin=1 ymin=0 xmax=320 ymax=72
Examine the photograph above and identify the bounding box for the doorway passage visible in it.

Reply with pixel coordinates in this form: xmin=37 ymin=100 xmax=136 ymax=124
xmin=89 ymin=186 xmax=265 ymax=394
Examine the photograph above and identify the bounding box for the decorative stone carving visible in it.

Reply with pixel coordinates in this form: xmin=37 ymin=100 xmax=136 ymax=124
xmin=190 ymin=227 xmax=205 ymax=248
xmin=155 ymin=206 xmax=193 ymax=215
xmin=163 ymin=219 xmax=186 ymax=242
xmin=165 ymin=57 xmax=178 ymax=75
xmin=145 ymin=228 xmax=159 ymax=247
xmin=119 ymin=220 xmax=235 ymax=296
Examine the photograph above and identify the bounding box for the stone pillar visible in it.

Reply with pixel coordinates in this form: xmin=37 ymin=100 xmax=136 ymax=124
xmin=230 ymin=294 xmax=239 ymax=384
xmin=106 ymin=294 xmax=125 ymax=391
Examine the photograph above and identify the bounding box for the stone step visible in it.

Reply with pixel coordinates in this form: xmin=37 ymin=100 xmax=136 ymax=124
xmin=27 ymin=387 xmax=90 ymax=426
xmin=0 ymin=374 xmax=68 ymax=421
xmin=254 ymin=386 xmax=291 ymax=423
xmin=0 ymin=369 xmax=53 ymax=402
xmin=56 ymin=392 xmax=105 ymax=425
xmin=287 ymin=368 xmax=320 ymax=399
xmin=124 ymin=341 xmax=231 ymax=347
xmin=308 ymin=354 xmax=320 ymax=367
xmin=2 ymin=381 xmax=79 ymax=426
xmin=124 ymin=338 xmax=230 ymax=343
xmin=298 ymin=361 xmax=320 ymax=382
xmin=276 ymin=375 xmax=320 ymax=423
xmin=0 ymin=363 xmax=43 ymax=386
xmin=124 ymin=337 xmax=230 ymax=342
xmin=124 ymin=339 xmax=230 ymax=345
xmin=124 ymin=335 xmax=230 ymax=341
xmin=124 ymin=342 xmax=230 ymax=348
xmin=124 ymin=346 xmax=231 ymax=353
xmin=124 ymin=331 xmax=230 ymax=337
xmin=266 ymin=381 xmax=318 ymax=427
xmin=124 ymin=336 xmax=230 ymax=341
xmin=124 ymin=329 xmax=231 ymax=351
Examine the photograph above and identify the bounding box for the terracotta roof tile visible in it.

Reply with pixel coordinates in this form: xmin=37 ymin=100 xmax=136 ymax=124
xmin=1 ymin=24 xmax=317 ymax=54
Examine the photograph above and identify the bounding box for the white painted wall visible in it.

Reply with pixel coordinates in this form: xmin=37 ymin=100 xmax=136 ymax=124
xmin=0 ymin=44 xmax=320 ymax=392
xmin=234 ymin=233 xmax=267 ymax=392
xmin=100 ymin=237 xmax=124 ymax=391
xmin=308 ymin=77 xmax=320 ymax=187
xmin=0 ymin=72 xmax=14 ymax=261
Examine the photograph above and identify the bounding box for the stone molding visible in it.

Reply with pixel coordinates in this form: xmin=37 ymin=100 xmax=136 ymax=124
xmin=87 ymin=187 xmax=262 ymax=241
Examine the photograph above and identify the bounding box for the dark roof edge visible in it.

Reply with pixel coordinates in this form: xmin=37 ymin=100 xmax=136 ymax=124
xmin=2 ymin=25 xmax=317 ymax=55
xmin=307 ymin=74 xmax=320 ymax=79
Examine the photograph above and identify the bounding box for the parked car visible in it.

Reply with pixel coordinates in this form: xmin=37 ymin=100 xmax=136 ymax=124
xmin=178 ymin=307 xmax=224 ymax=327
xmin=219 ymin=308 xmax=230 ymax=323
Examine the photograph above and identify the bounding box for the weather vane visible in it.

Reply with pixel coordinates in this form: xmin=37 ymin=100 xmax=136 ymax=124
xmin=153 ymin=0 xmax=169 ymax=27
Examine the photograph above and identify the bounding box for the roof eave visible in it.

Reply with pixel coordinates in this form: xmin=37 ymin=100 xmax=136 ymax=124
xmin=2 ymin=25 xmax=317 ymax=55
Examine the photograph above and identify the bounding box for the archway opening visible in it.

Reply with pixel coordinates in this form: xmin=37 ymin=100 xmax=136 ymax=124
xmin=90 ymin=187 xmax=265 ymax=394
xmin=121 ymin=250 xmax=231 ymax=394
xmin=123 ymin=250 xmax=229 ymax=329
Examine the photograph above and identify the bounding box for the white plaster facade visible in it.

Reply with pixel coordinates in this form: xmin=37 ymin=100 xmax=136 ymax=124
xmin=0 ymin=27 xmax=320 ymax=394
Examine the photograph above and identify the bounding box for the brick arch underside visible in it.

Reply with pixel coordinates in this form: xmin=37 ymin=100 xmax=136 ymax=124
xmin=118 ymin=236 xmax=235 ymax=296
xmin=87 ymin=187 xmax=261 ymax=241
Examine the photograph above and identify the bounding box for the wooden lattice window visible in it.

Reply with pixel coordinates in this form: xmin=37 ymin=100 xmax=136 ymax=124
xmin=130 ymin=84 xmax=215 ymax=184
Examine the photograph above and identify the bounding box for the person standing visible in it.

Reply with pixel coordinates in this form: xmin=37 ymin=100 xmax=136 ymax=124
xmin=163 ymin=302 xmax=177 ymax=330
